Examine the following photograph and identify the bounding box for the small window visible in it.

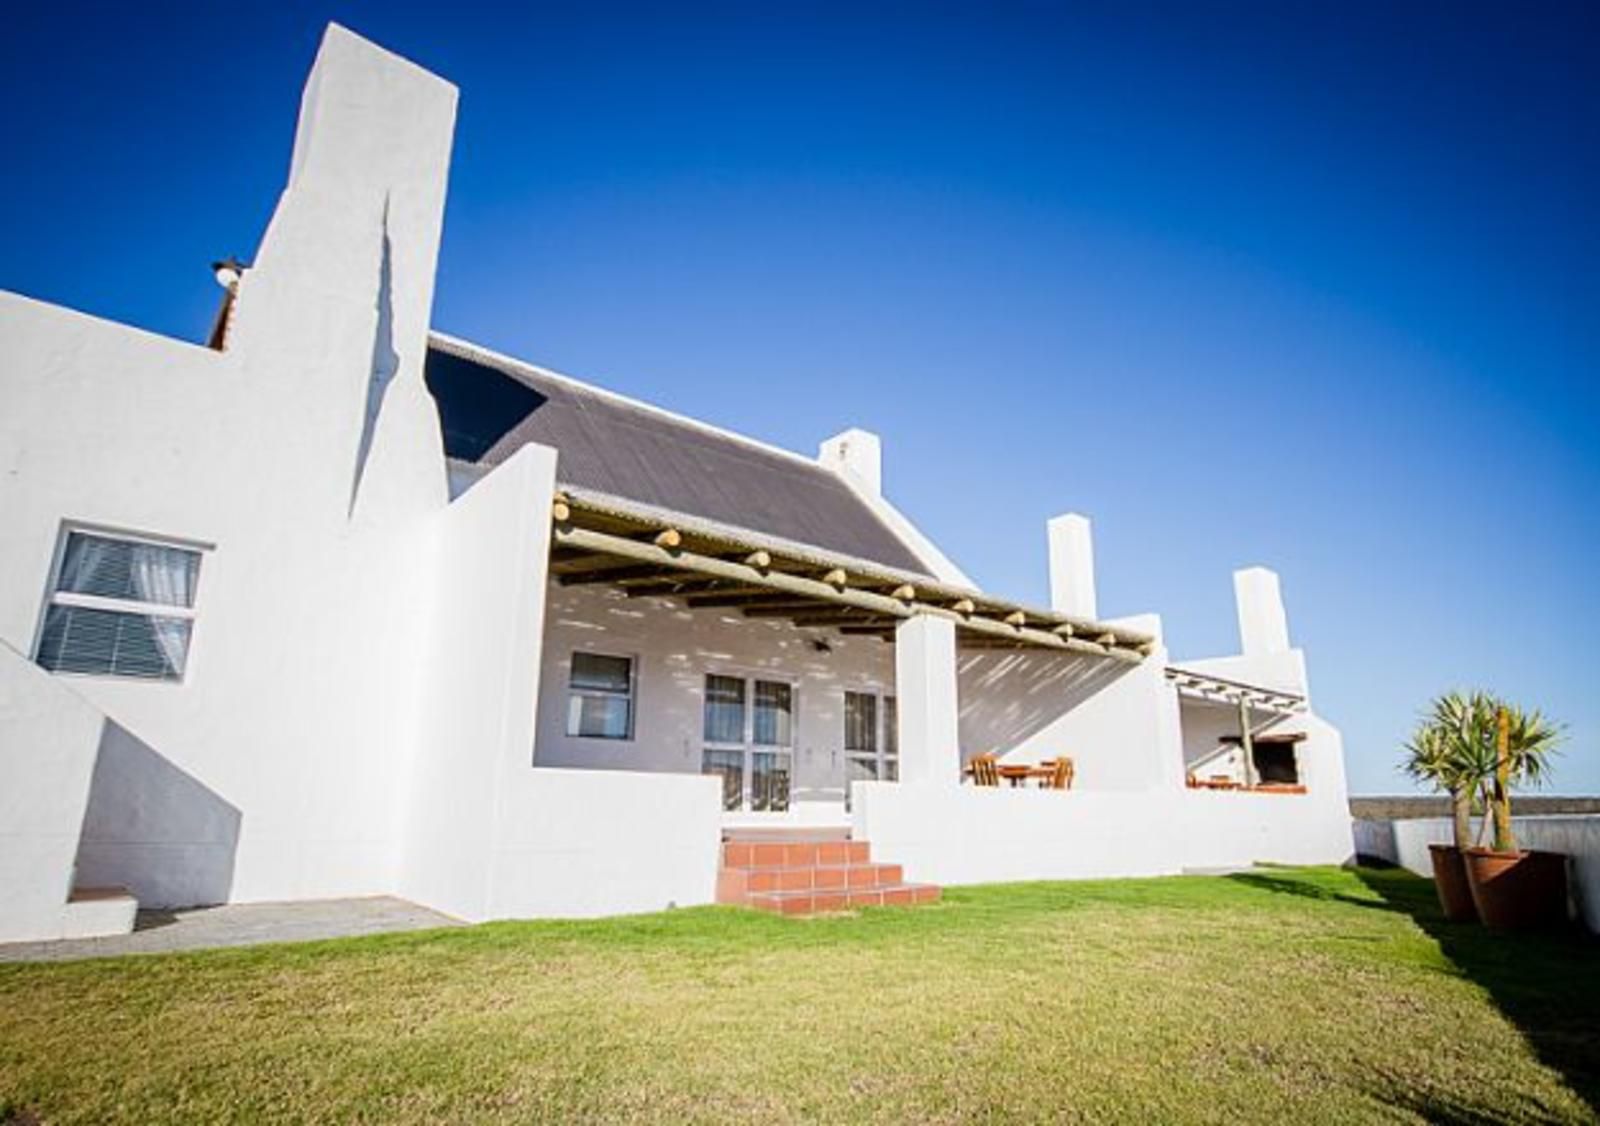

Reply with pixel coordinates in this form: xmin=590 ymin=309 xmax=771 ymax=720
xmin=35 ymin=529 xmax=203 ymax=681
xmin=566 ymin=652 xmax=634 ymax=739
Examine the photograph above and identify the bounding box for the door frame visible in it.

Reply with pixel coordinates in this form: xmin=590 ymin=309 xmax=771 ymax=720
xmin=701 ymin=667 xmax=799 ymax=813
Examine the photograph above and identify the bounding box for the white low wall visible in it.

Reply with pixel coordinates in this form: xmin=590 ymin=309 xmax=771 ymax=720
xmin=0 ymin=643 xmax=105 ymax=942
xmin=851 ymin=781 xmax=1354 ymax=887
xmin=488 ymin=767 xmax=723 ymax=918
xmin=1356 ymin=815 xmax=1600 ymax=934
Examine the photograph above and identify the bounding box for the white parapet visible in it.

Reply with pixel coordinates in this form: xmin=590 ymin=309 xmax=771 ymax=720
xmin=1047 ymin=513 xmax=1098 ymax=620
xmin=1234 ymin=567 xmax=1290 ymax=656
xmin=894 ymin=615 xmax=961 ymax=786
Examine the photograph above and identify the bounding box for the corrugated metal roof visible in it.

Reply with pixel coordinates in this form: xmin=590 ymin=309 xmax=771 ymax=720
xmin=425 ymin=335 xmax=935 ymax=577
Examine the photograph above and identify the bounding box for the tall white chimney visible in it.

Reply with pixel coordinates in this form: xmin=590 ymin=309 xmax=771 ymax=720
xmin=819 ymin=428 xmax=882 ymax=495
xmin=1047 ymin=513 xmax=1097 ymax=619
xmin=1234 ymin=566 xmax=1290 ymax=655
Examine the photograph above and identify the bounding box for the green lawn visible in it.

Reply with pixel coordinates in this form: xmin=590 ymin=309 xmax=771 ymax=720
xmin=2 ymin=867 xmax=1596 ymax=1124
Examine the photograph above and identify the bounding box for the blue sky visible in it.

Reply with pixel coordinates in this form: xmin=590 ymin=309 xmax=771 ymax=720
xmin=2 ymin=2 xmax=1595 ymax=794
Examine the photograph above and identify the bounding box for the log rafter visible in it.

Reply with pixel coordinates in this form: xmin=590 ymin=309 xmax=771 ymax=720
xmin=551 ymin=522 xmax=1143 ymax=662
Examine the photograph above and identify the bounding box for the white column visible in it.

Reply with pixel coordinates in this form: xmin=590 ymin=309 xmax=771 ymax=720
xmin=894 ymin=615 xmax=961 ymax=786
xmin=1047 ymin=513 xmax=1097 ymax=619
xmin=1234 ymin=567 xmax=1290 ymax=656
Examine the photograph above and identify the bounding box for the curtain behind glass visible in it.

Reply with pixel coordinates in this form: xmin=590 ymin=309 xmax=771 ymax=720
xmin=704 ymin=675 xmax=745 ymax=743
xmin=844 ymin=692 xmax=877 ymax=753
xmin=752 ymin=681 xmax=792 ymax=747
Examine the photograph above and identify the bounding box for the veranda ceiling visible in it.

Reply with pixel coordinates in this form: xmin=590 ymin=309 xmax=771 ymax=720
xmin=548 ymin=487 xmax=1156 ymax=664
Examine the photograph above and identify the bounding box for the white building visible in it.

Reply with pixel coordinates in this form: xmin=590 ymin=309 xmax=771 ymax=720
xmin=0 ymin=25 xmax=1351 ymax=942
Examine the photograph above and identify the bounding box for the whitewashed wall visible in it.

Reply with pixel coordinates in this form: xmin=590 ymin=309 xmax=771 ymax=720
xmin=397 ymin=443 xmax=557 ymax=921
xmin=1355 ymin=815 xmax=1600 ymax=934
xmin=0 ymin=644 xmax=106 ymax=940
xmin=488 ymin=768 xmax=722 ymax=917
xmin=0 ymin=27 xmax=462 ymax=930
xmin=853 ymin=748 xmax=1353 ymax=888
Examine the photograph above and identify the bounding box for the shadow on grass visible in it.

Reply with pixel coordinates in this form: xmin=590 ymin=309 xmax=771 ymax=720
xmin=1226 ymin=870 xmax=1407 ymax=912
xmin=1349 ymin=866 xmax=1600 ymax=1122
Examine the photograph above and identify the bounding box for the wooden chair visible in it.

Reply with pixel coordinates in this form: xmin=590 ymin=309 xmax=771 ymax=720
xmin=1041 ymin=757 xmax=1075 ymax=790
xmin=968 ymin=753 xmax=1000 ymax=787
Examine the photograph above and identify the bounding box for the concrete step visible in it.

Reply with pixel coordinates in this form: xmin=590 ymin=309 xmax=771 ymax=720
xmin=63 ymin=887 xmax=137 ymax=939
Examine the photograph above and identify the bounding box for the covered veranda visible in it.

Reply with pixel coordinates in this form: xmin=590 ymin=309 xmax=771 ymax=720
xmin=543 ymin=486 xmax=1157 ymax=806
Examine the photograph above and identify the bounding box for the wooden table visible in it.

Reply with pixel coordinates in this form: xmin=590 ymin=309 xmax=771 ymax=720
xmin=996 ymin=764 xmax=1054 ymax=787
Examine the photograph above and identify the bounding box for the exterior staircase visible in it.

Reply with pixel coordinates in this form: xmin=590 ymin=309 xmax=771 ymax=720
xmin=716 ymin=829 xmax=940 ymax=916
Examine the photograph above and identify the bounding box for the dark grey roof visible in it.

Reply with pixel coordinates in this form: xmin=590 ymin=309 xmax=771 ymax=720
xmin=424 ymin=336 xmax=934 ymax=577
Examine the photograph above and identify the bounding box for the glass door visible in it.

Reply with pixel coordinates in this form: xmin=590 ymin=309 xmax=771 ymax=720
xmin=843 ymin=691 xmax=899 ymax=808
xmin=702 ymin=673 xmax=793 ymax=812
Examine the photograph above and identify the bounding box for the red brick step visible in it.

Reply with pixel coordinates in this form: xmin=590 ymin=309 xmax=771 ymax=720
xmin=716 ymin=832 xmax=940 ymax=916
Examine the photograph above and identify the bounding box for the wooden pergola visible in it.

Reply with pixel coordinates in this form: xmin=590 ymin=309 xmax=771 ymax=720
xmin=548 ymin=488 xmax=1156 ymax=663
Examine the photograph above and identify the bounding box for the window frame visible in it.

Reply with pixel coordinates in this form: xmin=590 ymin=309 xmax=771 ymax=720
xmin=700 ymin=667 xmax=799 ymax=813
xmin=843 ymin=686 xmax=900 ymax=785
xmin=33 ymin=523 xmax=209 ymax=683
xmin=564 ymin=650 xmax=638 ymax=741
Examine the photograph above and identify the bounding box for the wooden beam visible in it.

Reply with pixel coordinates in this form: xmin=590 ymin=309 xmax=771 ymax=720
xmin=685 ymin=592 xmax=812 ymax=609
xmin=625 ymin=580 xmax=719 ymax=599
xmin=742 ymin=550 xmax=772 ymax=569
xmin=559 ymin=563 xmax=671 ymax=586
xmin=653 ymin=528 xmax=682 ymax=549
xmin=741 ymin=603 xmax=833 ymax=618
xmin=821 ymin=568 xmax=848 ymax=587
xmin=950 ymin=598 xmax=975 ymax=615
xmin=1003 ymin=610 xmax=1027 ymax=627
xmin=551 ymin=525 xmax=1142 ymax=663
xmin=838 ymin=625 xmax=896 ymax=635
xmin=551 ymin=496 xmax=571 ymax=522
xmin=891 ymin=584 xmax=917 ymax=601
xmin=788 ymin=613 xmax=884 ymax=628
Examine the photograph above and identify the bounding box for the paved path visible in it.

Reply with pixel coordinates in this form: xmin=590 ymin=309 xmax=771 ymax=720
xmin=0 ymin=897 xmax=461 ymax=963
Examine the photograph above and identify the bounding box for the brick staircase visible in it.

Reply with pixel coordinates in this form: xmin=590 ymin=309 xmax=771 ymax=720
xmin=716 ymin=830 xmax=940 ymax=916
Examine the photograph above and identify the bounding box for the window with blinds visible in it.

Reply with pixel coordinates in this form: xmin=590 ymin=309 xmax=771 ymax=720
xmin=35 ymin=529 xmax=203 ymax=681
xmin=566 ymin=652 xmax=635 ymax=739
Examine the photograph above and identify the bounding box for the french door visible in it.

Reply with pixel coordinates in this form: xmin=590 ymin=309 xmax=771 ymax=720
xmin=702 ymin=673 xmax=794 ymax=812
xmin=843 ymin=691 xmax=898 ymax=808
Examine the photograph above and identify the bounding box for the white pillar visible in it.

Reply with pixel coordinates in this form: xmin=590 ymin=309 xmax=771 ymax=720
xmin=894 ymin=615 xmax=961 ymax=785
xmin=1047 ymin=513 xmax=1097 ymax=619
xmin=819 ymin=428 xmax=882 ymax=494
xmin=1234 ymin=567 xmax=1290 ymax=655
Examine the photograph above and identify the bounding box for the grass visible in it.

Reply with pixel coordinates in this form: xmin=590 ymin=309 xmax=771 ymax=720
xmin=1 ymin=866 xmax=1596 ymax=1124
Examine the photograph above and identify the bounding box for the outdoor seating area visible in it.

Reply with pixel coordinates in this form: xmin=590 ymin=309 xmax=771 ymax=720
xmin=964 ymin=753 xmax=1076 ymax=790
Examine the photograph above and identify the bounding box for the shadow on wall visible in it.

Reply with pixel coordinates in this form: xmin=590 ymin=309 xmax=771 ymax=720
xmin=72 ymin=721 xmax=241 ymax=910
xmin=957 ymin=650 xmax=1128 ymax=759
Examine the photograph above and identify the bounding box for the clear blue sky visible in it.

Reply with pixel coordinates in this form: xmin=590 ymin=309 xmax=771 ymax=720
xmin=3 ymin=3 xmax=1595 ymax=795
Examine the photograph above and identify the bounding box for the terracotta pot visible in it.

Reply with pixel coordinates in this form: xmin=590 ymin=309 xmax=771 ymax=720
xmin=1427 ymin=844 xmax=1478 ymax=923
xmin=1462 ymin=848 xmax=1569 ymax=931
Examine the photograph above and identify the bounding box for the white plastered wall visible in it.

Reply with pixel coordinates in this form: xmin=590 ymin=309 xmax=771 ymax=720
xmin=0 ymin=26 xmax=466 ymax=926
xmin=0 ymin=643 xmax=106 ymax=941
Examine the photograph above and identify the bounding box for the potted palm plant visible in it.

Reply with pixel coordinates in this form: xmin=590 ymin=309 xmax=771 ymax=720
xmin=1403 ymin=693 xmax=1490 ymax=922
xmin=1461 ymin=701 xmax=1567 ymax=930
